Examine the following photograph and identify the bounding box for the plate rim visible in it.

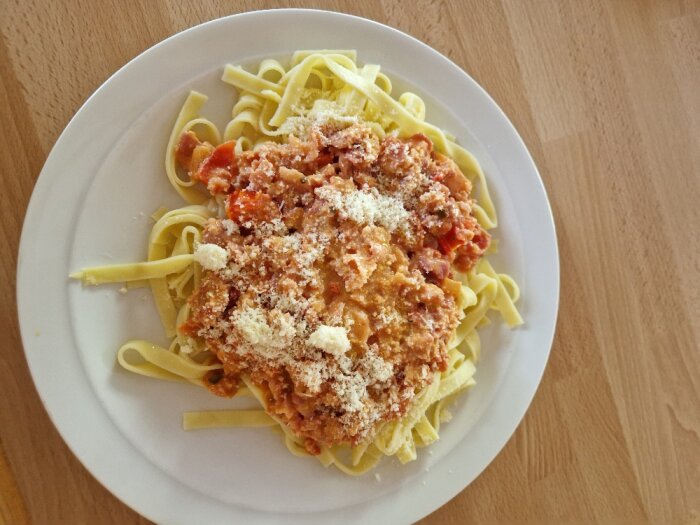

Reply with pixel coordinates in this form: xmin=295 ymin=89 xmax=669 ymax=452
xmin=17 ymin=8 xmax=559 ymax=524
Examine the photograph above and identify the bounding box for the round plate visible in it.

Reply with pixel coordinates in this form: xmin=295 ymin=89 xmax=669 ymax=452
xmin=17 ymin=9 xmax=559 ymax=524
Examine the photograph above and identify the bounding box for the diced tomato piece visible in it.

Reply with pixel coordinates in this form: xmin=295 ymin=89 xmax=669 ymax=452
xmin=414 ymin=247 xmax=451 ymax=281
xmin=408 ymin=133 xmax=433 ymax=154
xmin=175 ymin=131 xmax=201 ymax=170
xmin=315 ymin=150 xmax=334 ymax=168
xmin=178 ymin=318 xmax=200 ymax=338
xmin=194 ymin=140 xmax=238 ymax=185
xmin=438 ymin=225 xmax=467 ymax=254
xmin=226 ymin=190 xmax=276 ymax=223
xmin=472 ymin=230 xmax=490 ymax=251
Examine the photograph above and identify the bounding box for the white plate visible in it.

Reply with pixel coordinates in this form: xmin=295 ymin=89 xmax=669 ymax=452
xmin=17 ymin=9 xmax=558 ymax=525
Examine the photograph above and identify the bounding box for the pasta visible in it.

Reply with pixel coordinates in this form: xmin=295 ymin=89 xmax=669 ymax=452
xmin=71 ymin=51 xmax=522 ymax=475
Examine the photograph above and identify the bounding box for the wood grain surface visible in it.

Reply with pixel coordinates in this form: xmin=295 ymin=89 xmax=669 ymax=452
xmin=1 ymin=1 xmax=698 ymax=524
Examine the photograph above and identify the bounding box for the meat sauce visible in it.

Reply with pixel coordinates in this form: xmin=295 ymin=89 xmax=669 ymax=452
xmin=176 ymin=122 xmax=489 ymax=452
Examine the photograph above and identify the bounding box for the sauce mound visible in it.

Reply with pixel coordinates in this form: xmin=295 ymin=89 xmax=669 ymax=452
xmin=177 ymin=122 xmax=489 ymax=453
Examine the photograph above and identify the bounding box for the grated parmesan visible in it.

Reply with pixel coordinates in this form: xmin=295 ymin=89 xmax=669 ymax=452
xmin=230 ymin=307 xmax=296 ymax=359
xmin=333 ymin=371 xmax=368 ymax=412
xmin=315 ymin=185 xmax=410 ymax=233
xmin=307 ymin=325 xmax=350 ymax=356
xmin=278 ymin=99 xmax=358 ymax=138
xmin=360 ymin=350 xmax=394 ymax=383
xmin=295 ymin=360 xmax=327 ymax=393
xmin=222 ymin=219 xmax=239 ymax=236
xmin=194 ymin=243 xmax=228 ymax=271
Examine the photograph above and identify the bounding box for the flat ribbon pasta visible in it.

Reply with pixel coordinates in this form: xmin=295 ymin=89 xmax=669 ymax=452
xmin=70 ymin=50 xmax=523 ymax=476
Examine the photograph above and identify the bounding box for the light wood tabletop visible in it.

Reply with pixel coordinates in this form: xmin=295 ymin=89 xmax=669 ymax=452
xmin=2 ymin=1 xmax=698 ymax=524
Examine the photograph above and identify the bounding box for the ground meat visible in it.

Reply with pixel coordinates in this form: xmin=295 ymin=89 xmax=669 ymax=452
xmin=412 ymin=247 xmax=451 ymax=282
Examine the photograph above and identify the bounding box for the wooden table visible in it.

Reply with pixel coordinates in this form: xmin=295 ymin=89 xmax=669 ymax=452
xmin=2 ymin=2 xmax=698 ymax=524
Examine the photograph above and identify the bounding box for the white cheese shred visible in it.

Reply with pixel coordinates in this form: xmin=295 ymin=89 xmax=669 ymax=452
xmin=307 ymin=325 xmax=351 ymax=356
xmin=194 ymin=243 xmax=229 ymax=271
